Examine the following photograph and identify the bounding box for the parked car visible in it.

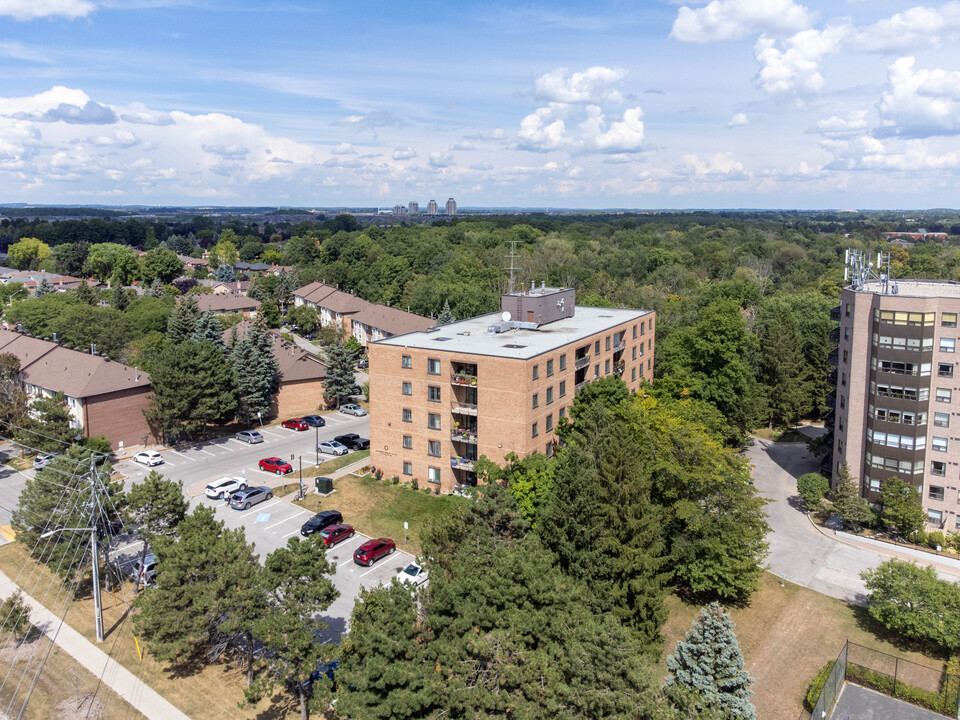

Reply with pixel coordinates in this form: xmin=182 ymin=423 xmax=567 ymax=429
xmin=351 ymin=384 xmax=362 ymax=395
xmin=259 ymin=457 xmax=293 ymax=475
xmin=229 ymin=486 xmax=273 ymax=510
xmin=134 ymin=451 xmax=164 ymax=466
xmin=132 ymin=553 xmax=158 ymax=586
xmin=300 ymin=510 xmax=343 ymax=537
xmin=397 ymin=562 xmax=429 ymax=587
xmin=319 ymin=523 xmax=355 ymax=548
xmin=205 ymin=476 xmax=247 ymax=499
xmin=281 ymin=418 xmax=309 ymax=431
xmin=357 ymin=358 xmax=369 ymax=369
xmin=236 ymin=430 xmax=264 ymax=444
xmin=353 ymin=537 xmax=395 ymax=566
xmin=334 ymin=434 xmax=370 ymax=450
xmin=33 ymin=453 xmax=54 ymax=470
xmin=302 ymin=415 xmax=326 ymax=427
xmin=317 ymin=440 xmax=349 ymax=456
xmin=339 ymin=403 xmax=367 ymax=417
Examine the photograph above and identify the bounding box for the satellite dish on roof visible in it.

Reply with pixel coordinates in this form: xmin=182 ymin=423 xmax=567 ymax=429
xmin=501 ymin=311 xmax=511 ymax=322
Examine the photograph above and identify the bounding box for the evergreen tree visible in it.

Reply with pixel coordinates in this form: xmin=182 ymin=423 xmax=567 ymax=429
xmin=73 ymin=280 xmax=97 ymax=306
xmin=756 ymin=309 xmax=810 ymax=427
xmin=111 ymin=284 xmax=130 ymax=311
xmin=214 ymin=263 xmax=236 ymax=282
xmin=666 ymin=602 xmax=756 ymax=720
xmin=166 ymin=294 xmax=200 ymax=345
xmin=273 ymin=270 xmax=294 ymax=314
xmin=14 ymin=391 xmax=75 ymax=454
xmin=322 ymin=340 xmax=356 ymax=407
xmin=34 ymin=277 xmax=54 ymax=298
xmin=0 ymin=590 xmax=32 ymax=644
xmin=831 ymin=463 xmax=873 ymax=529
xmin=231 ymin=315 xmax=279 ymax=423
xmin=190 ymin=311 xmax=225 ymax=348
xmin=436 ymin=299 xmax=455 ymax=325
xmin=880 ymin=476 xmax=926 ymax=540
xmin=143 ymin=278 xmax=165 ymax=298
xmin=0 ymin=353 xmax=27 ymax=436
xmin=125 ymin=471 xmax=188 ymax=590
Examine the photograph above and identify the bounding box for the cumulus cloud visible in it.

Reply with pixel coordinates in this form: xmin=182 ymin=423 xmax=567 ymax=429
xmin=678 ymin=152 xmax=748 ymax=179
xmin=333 ymin=110 xmax=405 ymax=129
xmin=120 ymin=104 xmax=174 ymax=126
xmin=428 ymin=151 xmax=455 ymax=168
xmin=579 ymin=106 xmax=645 ymax=152
xmin=846 ymin=2 xmax=960 ymax=53
xmin=331 ymin=142 xmax=356 ymax=155
xmin=533 ymin=66 xmax=625 ymax=104
xmin=87 ymin=129 xmax=140 ymax=147
xmin=671 ymin=0 xmax=814 ymax=43
xmin=392 ymin=146 xmax=417 ymax=160
xmin=517 ymin=105 xmax=568 ymax=152
xmin=876 ymin=56 xmax=960 ymax=137
xmin=754 ymin=26 xmax=846 ymax=95
xmin=822 ymin=134 xmax=960 ymax=170
xmin=0 ymin=0 xmax=95 ymax=20
xmin=202 ymin=144 xmax=249 ymax=158
xmin=728 ymin=112 xmax=749 ymax=127
xmin=451 ymin=140 xmax=475 ymax=151
xmin=814 ymin=111 xmax=870 ymax=137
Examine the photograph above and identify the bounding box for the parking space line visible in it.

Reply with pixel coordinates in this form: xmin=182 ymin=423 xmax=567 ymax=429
xmin=281 ymin=530 xmax=299 ymax=539
xmin=169 ymin=451 xmax=195 ymax=462
xmin=261 ymin=430 xmax=284 ymax=438
xmin=338 ymin=559 xmax=354 ymax=568
xmin=219 ymin=445 xmax=236 ymax=452
xmin=198 ymin=449 xmax=216 ymax=457
xmin=231 ymin=438 xmax=256 ymax=447
xmin=359 ymin=564 xmax=382 ymax=577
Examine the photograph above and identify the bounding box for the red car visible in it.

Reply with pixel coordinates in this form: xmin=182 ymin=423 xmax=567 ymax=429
xmin=259 ymin=457 xmax=293 ymax=475
xmin=353 ymin=537 xmax=395 ymax=566
xmin=320 ymin=523 xmax=355 ymax=548
xmin=281 ymin=418 xmax=309 ymax=431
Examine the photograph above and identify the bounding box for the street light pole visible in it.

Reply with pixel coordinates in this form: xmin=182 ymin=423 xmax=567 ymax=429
xmin=315 ymin=426 xmax=319 ymax=466
xmin=90 ymin=523 xmax=103 ymax=642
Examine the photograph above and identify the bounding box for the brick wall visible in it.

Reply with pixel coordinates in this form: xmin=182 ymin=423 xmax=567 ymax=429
xmin=83 ymin=386 xmax=159 ymax=450
xmin=273 ymin=378 xmax=327 ymax=419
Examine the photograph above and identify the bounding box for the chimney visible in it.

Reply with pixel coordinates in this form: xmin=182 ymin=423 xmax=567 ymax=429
xmin=135 ymin=367 xmax=139 ymax=382
xmin=52 ymin=332 xmax=57 ymax=343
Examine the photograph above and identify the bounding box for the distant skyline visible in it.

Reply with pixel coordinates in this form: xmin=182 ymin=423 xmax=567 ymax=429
xmin=0 ymin=1 xmax=959 ymax=209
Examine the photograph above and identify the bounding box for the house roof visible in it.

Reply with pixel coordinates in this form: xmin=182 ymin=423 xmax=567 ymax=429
xmin=293 ymin=282 xmax=366 ymax=314
xmin=178 ymin=254 xmax=209 ymax=266
xmin=235 ymin=261 xmax=270 ymax=271
xmin=225 ymin=321 xmax=326 ymax=384
xmin=350 ymin=304 xmax=433 ymax=336
xmin=0 ymin=329 xmax=150 ymax=398
xmin=212 ymin=281 xmax=250 ymax=293
xmin=193 ymin=294 xmax=261 ymax=313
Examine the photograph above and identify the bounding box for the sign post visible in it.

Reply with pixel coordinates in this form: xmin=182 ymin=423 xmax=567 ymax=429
xmin=404 ymin=520 xmax=408 ymax=546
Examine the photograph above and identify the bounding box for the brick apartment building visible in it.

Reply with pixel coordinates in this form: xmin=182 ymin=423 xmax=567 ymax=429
xmin=369 ymin=285 xmax=654 ymax=493
xmin=832 ymin=279 xmax=960 ymax=531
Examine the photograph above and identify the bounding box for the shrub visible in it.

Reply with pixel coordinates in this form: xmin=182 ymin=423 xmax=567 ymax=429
xmin=797 ymin=473 xmax=829 ymax=510
xmin=411 ymin=477 xmax=419 ymax=491
xmin=391 ymin=475 xmax=400 ymax=485
xmin=927 ymin=531 xmax=946 ymax=550
xmin=434 ymin=487 xmax=440 ymax=495
xmin=374 ymin=468 xmax=383 ymax=481
xmin=804 ymin=662 xmax=834 ymax=711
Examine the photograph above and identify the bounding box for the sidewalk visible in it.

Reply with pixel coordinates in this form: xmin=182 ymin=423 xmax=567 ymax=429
xmin=0 ymin=569 xmax=191 ymax=720
xmin=278 ymin=456 xmax=371 ymax=501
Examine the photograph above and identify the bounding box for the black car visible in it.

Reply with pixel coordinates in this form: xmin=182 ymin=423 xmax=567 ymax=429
xmin=334 ymin=433 xmax=370 ymax=450
xmin=302 ymin=415 xmax=326 ymax=427
xmin=301 ymin=510 xmax=344 ymax=537
xmin=351 ymin=384 xmax=362 ymax=395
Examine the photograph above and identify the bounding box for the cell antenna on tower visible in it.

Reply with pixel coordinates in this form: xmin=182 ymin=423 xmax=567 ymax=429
xmin=507 ymin=241 xmax=518 ymax=293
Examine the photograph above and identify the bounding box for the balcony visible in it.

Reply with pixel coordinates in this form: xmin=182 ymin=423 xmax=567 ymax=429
xmin=574 ymin=355 xmax=591 ymax=370
xmin=827 ymin=348 xmax=839 ymax=367
xmin=827 ymin=369 xmax=837 ymax=386
xmin=830 ymin=305 xmax=841 ymax=321
xmin=451 ymin=430 xmax=478 ymax=445
xmin=613 ymin=340 xmax=626 ymax=353
xmin=450 ymin=401 xmax=478 ymax=416
xmin=575 ymin=380 xmax=588 ymax=392
xmin=829 ymin=326 xmax=840 ymax=343
xmin=451 ymin=372 xmax=478 ymax=387
xmin=450 ymin=456 xmax=476 ymax=471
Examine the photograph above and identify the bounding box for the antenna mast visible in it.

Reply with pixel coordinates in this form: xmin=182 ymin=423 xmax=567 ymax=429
xmin=506 ymin=241 xmax=518 ymax=293
xmin=844 ymin=248 xmax=896 ymax=294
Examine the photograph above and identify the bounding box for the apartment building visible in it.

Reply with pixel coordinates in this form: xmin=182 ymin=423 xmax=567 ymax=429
xmin=369 ymin=286 xmax=654 ymax=493
xmin=833 ymin=279 xmax=960 ymax=531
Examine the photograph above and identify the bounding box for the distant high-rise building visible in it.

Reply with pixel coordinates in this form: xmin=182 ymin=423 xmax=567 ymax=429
xmin=409 ymin=201 xmax=419 ymax=214
xmin=446 ymin=197 xmax=457 ymax=216
xmin=393 ymin=205 xmax=406 ymax=215
xmin=427 ymin=199 xmax=438 ymax=215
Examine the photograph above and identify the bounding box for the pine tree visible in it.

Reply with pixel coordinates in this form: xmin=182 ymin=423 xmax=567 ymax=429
xmin=230 ymin=316 xmax=279 ymax=423
xmin=0 ymin=590 xmax=32 ymax=644
xmin=73 ymin=280 xmax=97 ymax=306
xmin=273 ymin=270 xmax=293 ymax=314
xmin=437 ymin=299 xmax=455 ymax=325
xmin=34 ymin=277 xmax=54 ymax=298
xmin=166 ymin=294 xmax=200 ymax=345
xmin=322 ymin=340 xmax=356 ymax=408
xmin=143 ymin=278 xmax=165 ymax=298
xmin=14 ymin=391 xmax=75 ymax=454
xmin=0 ymin=353 xmax=27 ymax=434
xmin=666 ymin=602 xmax=756 ymax=720
xmin=111 ymin=284 xmax=129 ymax=311
xmin=832 ymin=463 xmax=873 ymax=529
xmin=190 ymin=311 xmax=225 ymax=348
xmin=125 ymin=471 xmax=188 ymax=591
xmin=215 ymin=263 xmax=236 ymax=283
xmin=757 ymin=310 xmax=810 ymax=427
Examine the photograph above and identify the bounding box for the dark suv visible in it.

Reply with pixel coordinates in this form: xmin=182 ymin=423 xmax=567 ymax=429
xmin=333 ymin=433 xmax=370 ymax=450
xmin=300 ymin=510 xmax=344 ymax=537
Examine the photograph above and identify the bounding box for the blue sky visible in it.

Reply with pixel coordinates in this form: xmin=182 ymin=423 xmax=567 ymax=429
xmin=1 ymin=0 xmax=960 ymax=209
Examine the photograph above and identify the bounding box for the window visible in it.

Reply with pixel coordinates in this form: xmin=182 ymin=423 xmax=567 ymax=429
xmin=402 ymin=381 xmax=412 ymax=396
xmin=933 ymin=437 xmax=948 ymax=452
xmin=532 ymin=393 xmax=539 ymax=409
xmin=937 ymin=388 xmax=952 ymax=403
xmin=559 ymin=354 xmax=566 ymax=371
xmin=403 ymin=461 xmax=412 ymax=475
xmin=845 ymin=303 xmax=851 ymax=317
xmin=641 ymin=322 xmax=645 ymax=335
xmin=840 ymin=395 xmax=845 ymax=409
xmin=559 ymin=407 xmax=566 ymax=419
xmin=844 ymin=327 xmax=850 ymax=340
xmin=546 ymin=414 xmax=553 ymax=432
xmin=559 ymin=380 xmax=566 ymax=397
xmin=428 ymin=386 xmax=441 ymax=402
xmin=547 ymin=359 xmax=554 ymax=377
xmin=428 ymin=467 xmax=441 ymax=484
xmin=647 ymin=358 xmax=651 ymax=370
xmin=932 ymin=460 xmax=947 ymax=476
xmin=841 ymin=372 xmax=847 ymax=387
xmin=869 ymin=478 xmax=881 ymax=492
xmin=632 ymin=346 xmax=637 ymax=360
xmin=842 ymin=349 xmax=848 ymax=363
xmin=928 ymin=509 xmax=943 ymax=525
xmin=427 ymin=358 xmax=440 ymax=375
xmin=532 ymin=422 xmax=538 ymax=438
xmin=546 ymin=387 xmax=554 ymax=404
xmin=401 ymin=355 xmax=412 ymax=369
xmin=935 ymin=412 xmax=950 ymax=427
xmin=633 ymin=324 xmax=638 ymax=339
xmin=941 ymin=338 xmax=956 ymax=353
xmin=428 ymin=413 xmax=441 ymax=430
xmin=428 ymin=440 xmax=441 ymax=457
xmin=532 ymin=365 xmax=539 ymax=380
xmin=595 ymin=340 xmax=601 ymax=354
xmin=546 ymin=442 xmax=554 ymax=458
xmin=940 ymin=363 xmax=954 ymax=378
xmin=402 ymin=435 xmax=413 ymax=449
xmin=594 ymin=364 xmax=600 ymax=378
xmin=943 ymin=312 xmax=958 ymax=327
xmin=605 ymin=336 xmax=611 ymax=351
xmin=605 ymin=359 xmax=610 ymax=374
xmin=632 ymin=367 xmax=636 ymax=382
xmin=402 ymin=408 xmax=412 ymax=423
xmin=929 ymin=486 xmax=946 ymax=501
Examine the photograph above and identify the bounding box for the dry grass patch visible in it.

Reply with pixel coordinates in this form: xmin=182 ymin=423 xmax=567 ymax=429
xmin=660 ymin=573 xmax=947 ymax=719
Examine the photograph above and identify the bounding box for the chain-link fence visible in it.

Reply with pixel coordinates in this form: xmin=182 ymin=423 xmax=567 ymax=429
xmin=811 ymin=641 xmax=848 ymax=719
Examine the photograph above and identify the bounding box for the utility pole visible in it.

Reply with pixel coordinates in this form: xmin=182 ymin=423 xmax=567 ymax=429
xmin=89 ymin=456 xmax=104 ymax=643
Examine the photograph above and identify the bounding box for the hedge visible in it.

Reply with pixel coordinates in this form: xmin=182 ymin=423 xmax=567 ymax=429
xmin=846 ymin=663 xmax=959 ymax=715
xmin=804 ymin=662 xmax=834 ymax=711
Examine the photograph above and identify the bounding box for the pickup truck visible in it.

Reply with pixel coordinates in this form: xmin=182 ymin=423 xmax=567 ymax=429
xmin=333 ymin=433 xmax=370 ymax=450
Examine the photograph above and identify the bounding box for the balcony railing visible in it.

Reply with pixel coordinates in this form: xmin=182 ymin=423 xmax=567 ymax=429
xmin=450 ymin=456 xmax=476 ymax=471
xmin=451 ymin=430 xmax=478 ymax=445
xmin=830 ymin=305 xmax=841 ymax=321
xmin=613 ymin=340 xmax=626 ymax=353
xmin=828 ymin=326 xmax=840 ymax=343
xmin=575 ymin=380 xmax=588 ymax=392
xmin=451 ymin=372 xmax=478 ymax=387
xmin=574 ymin=355 xmax=590 ymax=370
xmin=450 ymin=401 xmax=478 ymax=416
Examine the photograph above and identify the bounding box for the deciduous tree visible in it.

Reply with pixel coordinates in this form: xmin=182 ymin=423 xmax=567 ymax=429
xmin=8 ymin=237 xmax=52 ymax=271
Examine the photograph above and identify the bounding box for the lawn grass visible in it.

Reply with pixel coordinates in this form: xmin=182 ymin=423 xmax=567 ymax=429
xmin=659 ymin=572 xmax=948 ymax=719
xmin=293 ymin=473 xmax=464 ymax=556
xmin=0 ymin=543 xmax=301 ymax=720
xmin=300 ymin=449 xmax=370 ymax=479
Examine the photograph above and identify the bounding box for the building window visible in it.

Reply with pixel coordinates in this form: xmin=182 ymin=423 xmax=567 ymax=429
xmin=402 ymin=355 xmax=412 ymax=369
xmin=428 ymin=413 xmax=441 ymax=430
xmin=532 ymin=393 xmax=539 ymax=409
xmin=649 ymin=319 xmax=653 ymax=332
xmin=632 ymin=346 xmax=637 ymax=360
xmin=935 ymin=412 xmax=950 ymax=427
xmin=932 ymin=460 xmax=946 ymax=476
xmin=546 ymin=387 xmax=554 ymax=404
xmin=647 ymin=358 xmax=651 ymax=370
xmin=546 ymin=442 xmax=554 ymax=458
xmin=648 ymin=339 xmax=652 ymax=351
xmin=402 ymin=435 xmax=413 ymax=449
xmin=606 ymin=336 xmax=611 ymax=351
xmin=928 ymin=509 xmax=943 ymax=525
xmin=559 ymin=354 xmax=566 ymax=371
xmin=559 ymin=407 xmax=566 ymax=419
xmin=840 ymin=395 xmax=845 ymax=409
xmin=940 ymin=363 xmax=955 ymax=377
xmin=428 ymin=467 xmax=441 ymax=484
xmin=428 ymin=386 xmax=441 ymax=402
xmin=403 ymin=461 xmax=412 ymax=475
xmin=929 ymin=485 xmax=946 ymax=501
xmin=402 ymin=382 xmax=412 ymax=396
xmin=641 ymin=322 xmax=645 ymax=335
xmin=933 ymin=436 xmax=948 ymax=452
xmin=546 ymin=414 xmax=553 ymax=432
xmin=942 ymin=338 xmax=957 ymax=353
xmin=605 ymin=359 xmax=610 ymax=374
xmin=402 ymin=408 xmax=412 ymax=423
xmin=532 ymin=422 xmax=538 ymax=438
xmin=595 ymin=340 xmax=600 ymax=354
xmin=937 ymin=388 xmax=952 ymax=403
xmin=594 ymin=364 xmax=600 ymax=378
xmin=869 ymin=478 xmax=881 ymax=492
xmin=844 ymin=327 xmax=850 ymax=340
xmin=632 ymin=367 xmax=636 ymax=382
xmin=845 ymin=303 xmax=851 ymax=317
xmin=546 ymin=359 xmax=554 ymax=377
xmin=633 ymin=324 xmax=638 ymax=339
xmin=842 ymin=349 xmax=848 ymax=363
xmin=943 ymin=313 xmax=958 ymax=327
xmin=559 ymin=380 xmax=566 ymax=397
xmin=428 ymin=440 xmax=441 ymax=457
xmin=532 ymin=365 xmax=539 ymax=380
xmin=427 ymin=358 xmax=440 ymax=375
xmin=841 ymin=372 xmax=846 ymax=386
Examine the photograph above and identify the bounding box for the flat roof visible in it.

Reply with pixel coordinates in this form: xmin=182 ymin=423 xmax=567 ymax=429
xmin=859 ymin=280 xmax=960 ymax=299
xmin=374 ymin=306 xmax=651 ymax=360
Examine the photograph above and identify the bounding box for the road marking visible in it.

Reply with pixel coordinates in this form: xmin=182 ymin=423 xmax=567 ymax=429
xmin=261 ymin=430 xmax=284 ymax=438
xmin=219 ymin=445 xmax=236 ymax=452
xmin=230 ymin=438 xmax=257 ymax=447
xmin=281 ymin=530 xmax=299 ymax=539
xmin=255 ymin=512 xmax=271 ymax=523
xmin=359 ymin=564 xmax=382 ymax=577
xmin=169 ymin=451 xmax=195 ymax=462
xmin=198 ymin=449 xmax=216 ymax=457
xmin=338 ymin=559 xmax=355 ymax=568
xmin=265 ymin=511 xmax=307 ymax=531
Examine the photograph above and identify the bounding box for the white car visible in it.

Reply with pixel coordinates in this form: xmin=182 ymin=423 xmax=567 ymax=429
xmin=205 ymin=477 xmax=247 ymax=500
xmin=134 ymin=451 xmax=164 ymax=467
xmin=397 ymin=562 xmax=429 ymax=587
xmin=33 ymin=453 xmax=54 ymax=470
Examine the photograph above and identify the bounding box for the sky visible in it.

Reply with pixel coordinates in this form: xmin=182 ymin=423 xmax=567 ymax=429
xmin=1 ymin=1 xmax=960 ymax=209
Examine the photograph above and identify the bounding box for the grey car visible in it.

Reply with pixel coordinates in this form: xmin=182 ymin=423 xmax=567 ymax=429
xmin=236 ymin=430 xmax=264 ymax=444
xmin=339 ymin=403 xmax=367 ymax=417
xmin=317 ymin=440 xmax=349 ymax=456
xmin=229 ymin=486 xmax=273 ymax=510
xmin=132 ymin=553 xmax=158 ymax=586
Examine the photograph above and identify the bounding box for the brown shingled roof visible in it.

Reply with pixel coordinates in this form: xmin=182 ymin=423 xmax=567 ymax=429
xmin=193 ymin=294 xmax=261 ymax=313
xmin=225 ymin=322 xmax=326 ymax=384
xmin=350 ymin=304 xmax=433 ymax=336
xmin=293 ymin=282 xmax=369 ymax=315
